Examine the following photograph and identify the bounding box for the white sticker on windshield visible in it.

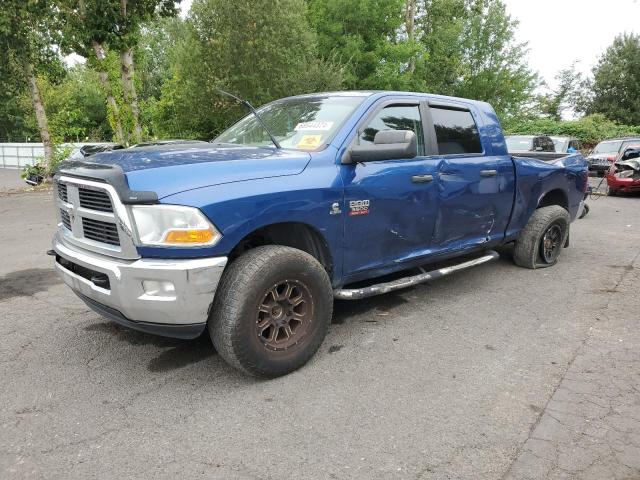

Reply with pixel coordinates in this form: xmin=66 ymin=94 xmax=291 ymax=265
xmin=294 ymin=121 xmax=334 ymax=131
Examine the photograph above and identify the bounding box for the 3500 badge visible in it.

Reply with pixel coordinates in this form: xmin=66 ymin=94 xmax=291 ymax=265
xmin=349 ymin=199 xmax=370 ymax=216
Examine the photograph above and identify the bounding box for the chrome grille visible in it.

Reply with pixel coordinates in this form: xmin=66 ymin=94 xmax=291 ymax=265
xmin=82 ymin=217 xmax=120 ymax=246
xmin=58 ymin=183 xmax=68 ymax=203
xmin=54 ymin=177 xmax=138 ymax=259
xmin=60 ymin=209 xmax=72 ymax=230
xmin=78 ymin=187 xmax=113 ymax=212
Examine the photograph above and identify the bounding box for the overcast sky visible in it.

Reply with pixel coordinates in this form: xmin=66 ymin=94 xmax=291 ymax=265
xmin=182 ymin=0 xmax=640 ymax=88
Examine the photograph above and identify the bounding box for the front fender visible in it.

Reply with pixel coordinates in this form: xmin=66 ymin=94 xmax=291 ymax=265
xmin=139 ymin=160 xmax=345 ymax=282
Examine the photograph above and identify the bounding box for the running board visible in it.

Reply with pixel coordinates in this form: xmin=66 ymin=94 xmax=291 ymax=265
xmin=333 ymin=250 xmax=500 ymax=300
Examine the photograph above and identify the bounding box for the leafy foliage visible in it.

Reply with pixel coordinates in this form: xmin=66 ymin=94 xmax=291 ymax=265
xmin=586 ymin=33 xmax=640 ymax=125
xmin=151 ymin=0 xmax=344 ymax=139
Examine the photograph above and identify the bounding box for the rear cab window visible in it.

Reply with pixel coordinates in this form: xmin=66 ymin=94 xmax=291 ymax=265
xmin=429 ymin=106 xmax=482 ymax=155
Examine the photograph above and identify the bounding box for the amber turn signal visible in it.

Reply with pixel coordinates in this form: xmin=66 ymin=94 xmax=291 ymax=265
xmin=164 ymin=229 xmax=214 ymax=244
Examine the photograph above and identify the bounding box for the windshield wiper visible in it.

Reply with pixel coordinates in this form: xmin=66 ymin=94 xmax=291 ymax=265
xmin=216 ymin=89 xmax=281 ymax=149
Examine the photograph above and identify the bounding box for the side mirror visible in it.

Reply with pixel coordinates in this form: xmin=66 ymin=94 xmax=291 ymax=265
xmin=345 ymin=130 xmax=417 ymax=164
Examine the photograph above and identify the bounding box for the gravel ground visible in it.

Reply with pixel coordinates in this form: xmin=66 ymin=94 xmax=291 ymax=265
xmin=0 ymin=190 xmax=639 ymax=479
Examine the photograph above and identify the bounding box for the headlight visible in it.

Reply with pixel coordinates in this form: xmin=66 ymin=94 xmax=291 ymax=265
xmin=130 ymin=205 xmax=221 ymax=247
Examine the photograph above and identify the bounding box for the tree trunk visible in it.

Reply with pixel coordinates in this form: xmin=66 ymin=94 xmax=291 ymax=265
xmin=92 ymin=41 xmax=125 ymax=145
xmin=405 ymin=0 xmax=418 ymax=74
xmin=120 ymin=47 xmax=142 ymax=144
xmin=26 ymin=64 xmax=54 ymax=167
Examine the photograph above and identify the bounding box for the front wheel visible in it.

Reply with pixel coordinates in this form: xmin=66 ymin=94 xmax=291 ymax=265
xmin=208 ymin=245 xmax=333 ymax=377
xmin=513 ymin=205 xmax=570 ymax=269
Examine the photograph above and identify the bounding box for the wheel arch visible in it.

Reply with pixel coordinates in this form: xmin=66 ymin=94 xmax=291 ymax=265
xmin=537 ymin=188 xmax=569 ymax=211
xmin=228 ymin=221 xmax=334 ymax=277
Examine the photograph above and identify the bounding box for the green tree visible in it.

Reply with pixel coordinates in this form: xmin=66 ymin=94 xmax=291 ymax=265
xmin=587 ymin=33 xmax=640 ymax=125
xmin=0 ymin=0 xmax=62 ymax=165
xmin=419 ymin=0 xmax=467 ymax=94
xmin=152 ymin=0 xmax=343 ymax=139
xmin=39 ymin=66 xmax=111 ymax=142
xmin=535 ymin=63 xmax=586 ymax=121
xmin=58 ymin=0 xmax=126 ymax=143
xmin=307 ymin=0 xmax=411 ymax=89
xmin=59 ymin=0 xmax=180 ymax=144
xmin=454 ymin=0 xmax=537 ymax=119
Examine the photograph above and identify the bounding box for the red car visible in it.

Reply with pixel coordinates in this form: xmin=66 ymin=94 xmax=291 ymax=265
xmin=607 ymin=146 xmax=640 ymax=196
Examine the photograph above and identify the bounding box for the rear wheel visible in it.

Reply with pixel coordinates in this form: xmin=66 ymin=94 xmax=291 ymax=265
xmin=208 ymin=245 xmax=333 ymax=377
xmin=607 ymin=188 xmax=618 ymax=196
xmin=513 ymin=205 xmax=570 ymax=269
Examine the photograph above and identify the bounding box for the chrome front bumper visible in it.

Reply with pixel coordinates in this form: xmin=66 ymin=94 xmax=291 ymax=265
xmin=52 ymin=233 xmax=227 ymax=338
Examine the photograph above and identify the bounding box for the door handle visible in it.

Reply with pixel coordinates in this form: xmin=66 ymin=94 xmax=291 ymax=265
xmin=480 ymin=169 xmax=498 ymax=177
xmin=411 ymin=174 xmax=433 ymax=183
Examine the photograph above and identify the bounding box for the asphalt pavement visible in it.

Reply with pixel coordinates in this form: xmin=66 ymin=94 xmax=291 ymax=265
xmin=1 ymin=189 xmax=639 ymax=479
xmin=0 ymin=168 xmax=26 ymax=191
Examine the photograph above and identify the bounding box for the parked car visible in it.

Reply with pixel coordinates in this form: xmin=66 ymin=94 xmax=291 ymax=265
xmin=505 ymin=134 xmax=566 ymax=161
xmin=64 ymin=143 xmax=125 ymax=164
xmin=606 ymin=145 xmax=640 ymax=196
xmin=550 ymin=136 xmax=582 ymax=154
xmin=587 ymin=137 xmax=640 ymax=175
xmin=51 ymin=91 xmax=588 ymax=377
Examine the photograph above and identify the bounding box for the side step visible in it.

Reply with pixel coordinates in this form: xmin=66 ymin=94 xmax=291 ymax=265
xmin=333 ymin=250 xmax=500 ymax=300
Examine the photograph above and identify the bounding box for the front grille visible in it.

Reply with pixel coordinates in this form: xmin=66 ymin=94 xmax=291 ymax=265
xmin=60 ymin=209 xmax=72 ymax=230
xmin=58 ymin=183 xmax=68 ymax=203
xmin=82 ymin=217 xmax=120 ymax=246
xmin=78 ymin=187 xmax=113 ymax=212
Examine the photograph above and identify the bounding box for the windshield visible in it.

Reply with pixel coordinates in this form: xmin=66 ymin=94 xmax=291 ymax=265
xmin=592 ymin=140 xmax=622 ymax=154
xmin=506 ymin=136 xmax=533 ymax=151
xmin=214 ymin=96 xmax=365 ymax=151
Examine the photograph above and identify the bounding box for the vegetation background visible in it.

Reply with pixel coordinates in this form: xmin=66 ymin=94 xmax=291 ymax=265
xmin=1 ymin=0 xmax=639 ymax=167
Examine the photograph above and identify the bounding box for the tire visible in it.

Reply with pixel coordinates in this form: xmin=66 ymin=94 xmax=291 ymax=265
xmin=513 ymin=205 xmax=570 ymax=269
xmin=607 ymin=188 xmax=617 ymax=196
xmin=578 ymin=203 xmax=589 ymax=219
xmin=208 ymin=245 xmax=333 ymax=377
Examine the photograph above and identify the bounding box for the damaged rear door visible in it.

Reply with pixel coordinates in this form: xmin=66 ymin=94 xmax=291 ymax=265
xmin=427 ymin=103 xmax=514 ymax=249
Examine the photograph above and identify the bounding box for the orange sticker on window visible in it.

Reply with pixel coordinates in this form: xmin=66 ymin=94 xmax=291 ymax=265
xmin=297 ymin=135 xmax=323 ymax=150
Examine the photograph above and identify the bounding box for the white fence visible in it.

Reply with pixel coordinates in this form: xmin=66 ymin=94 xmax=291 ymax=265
xmin=0 ymin=143 xmax=46 ymax=168
xmin=0 ymin=143 xmax=97 ymax=168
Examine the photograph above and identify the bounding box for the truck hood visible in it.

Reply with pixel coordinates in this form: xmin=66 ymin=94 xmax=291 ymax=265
xmin=83 ymin=143 xmax=311 ymax=199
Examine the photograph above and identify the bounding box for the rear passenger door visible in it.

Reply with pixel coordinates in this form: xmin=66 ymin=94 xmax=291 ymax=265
xmin=427 ymin=103 xmax=514 ymax=250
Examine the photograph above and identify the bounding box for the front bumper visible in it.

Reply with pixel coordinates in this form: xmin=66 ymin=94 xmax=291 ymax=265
xmin=52 ymin=233 xmax=227 ymax=338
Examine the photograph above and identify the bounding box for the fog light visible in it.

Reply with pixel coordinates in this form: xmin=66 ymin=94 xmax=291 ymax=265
xmin=142 ymin=280 xmax=176 ymax=298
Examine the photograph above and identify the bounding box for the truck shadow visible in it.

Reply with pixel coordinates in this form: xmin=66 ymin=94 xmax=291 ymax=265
xmin=85 ymin=321 xmax=215 ymax=372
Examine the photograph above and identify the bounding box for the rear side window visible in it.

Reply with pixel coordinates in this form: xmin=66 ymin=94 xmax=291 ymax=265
xmin=430 ymin=107 xmax=482 ymax=155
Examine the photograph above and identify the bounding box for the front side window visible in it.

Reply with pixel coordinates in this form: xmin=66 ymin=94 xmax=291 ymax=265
xmin=430 ymin=107 xmax=482 ymax=155
xmin=359 ymin=104 xmax=426 ymax=156
xmin=214 ymin=96 xmax=365 ymax=151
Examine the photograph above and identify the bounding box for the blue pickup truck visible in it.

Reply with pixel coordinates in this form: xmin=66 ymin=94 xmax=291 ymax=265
xmin=51 ymin=91 xmax=588 ymax=377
